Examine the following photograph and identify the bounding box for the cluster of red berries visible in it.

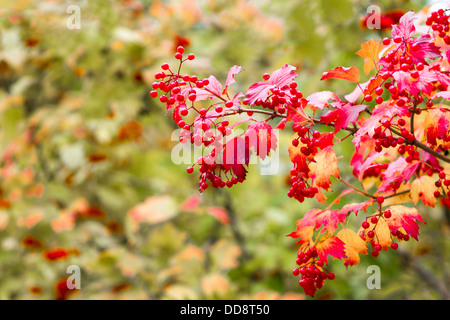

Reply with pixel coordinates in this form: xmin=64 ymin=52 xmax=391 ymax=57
xmin=150 ymin=46 xmax=249 ymax=192
xmin=426 ymin=8 xmax=450 ymax=44
xmin=287 ymin=126 xmax=322 ymax=202
xmin=292 ymin=248 xmax=335 ymax=297
xmin=243 ymin=77 xmax=304 ymax=114
xmin=360 ymin=210 xmax=400 ymax=256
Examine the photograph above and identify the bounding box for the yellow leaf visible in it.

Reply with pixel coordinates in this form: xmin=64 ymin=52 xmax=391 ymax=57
xmin=313 ymin=146 xmax=340 ymax=190
xmin=411 ymin=176 xmax=437 ymax=207
xmin=336 ymin=227 xmax=367 ymax=266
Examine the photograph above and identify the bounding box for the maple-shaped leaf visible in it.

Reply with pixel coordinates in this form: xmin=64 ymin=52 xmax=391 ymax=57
xmin=300 ymin=207 xmax=347 ymax=234
xmin=246 ymin=64 xmax=297 ymax=105
xmin=286 ymin=98 xmax=310 ymax=125
xmin=306 ymin=91 xmax=339 ymax=111
xmin=336 ymin=227 xmax=368 ymax=267
xmin=391 ymin=10 xmax=415 ymax=40
xmin=424 ymin=108 xmax=450 ymax=147
xmin=356 ymin=39 xmax=382 ymax=75
xmin=377 ymin=157 xmax=419 ymax=193
xmin=385 ymin=205 xmax=425 ymax=241
xmin=245 ymin=121 xmax=277 ymax=160
xmin=223 ymin=65 xmax=243 ymax=95
xmin=410 ymin=176 xmax=437 ymax=207
xmin=359 ymin=217 xmax=392 ymax=250
xmin=314 ymin=234 xmax=346 ymax=264
xmin=312 ymin=146 xmax=340 ymax=190
xmin=287 ymin=223 xmax=314 ymax=244
xmin=321 ymin=66 xmax=360 ymax=83
xmin=320 ymin=102 xmax=366 ymax=133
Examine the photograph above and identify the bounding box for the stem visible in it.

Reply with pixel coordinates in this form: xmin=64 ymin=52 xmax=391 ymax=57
xmin=337 ymin=177 xmax=376 ymax=199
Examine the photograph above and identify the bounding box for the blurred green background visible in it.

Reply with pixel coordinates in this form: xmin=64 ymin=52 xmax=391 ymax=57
xmin=0 ymin=0 xmax=448 ymax=300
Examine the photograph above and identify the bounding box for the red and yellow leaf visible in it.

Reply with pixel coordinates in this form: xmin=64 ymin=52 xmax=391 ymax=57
xmin=336 ymin=227 xmax=368 ymax=267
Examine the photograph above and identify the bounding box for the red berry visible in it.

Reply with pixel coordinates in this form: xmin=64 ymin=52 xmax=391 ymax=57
xmin=177 ymin=46 xmax=185 ymax=54
xmin=150 ymin=90 xmax=158 ymax=98
xmin=364 ymin=94 xmax=373 ymax=102
xmin=186 ymin=166 xmax=194 ymax=174
xmin=327 ymin=272 xmax=335 ymax=280
xmin=371 ymin=250 xmax=379 ymax=258
xmin=384 ymin=210 xmax=391 ymax=219
xmin=263 ymin=73 xmax=270 ymax=80
xmin=371 ymin=216 xmax=378 ymax=224
xmin=434 ymin=190 xmax=441 ymax=198
xmin=187 ymin=53 xmax=195 ymax=60
xmin=175 ymin=52 xmax=183 ymax=60
xmin=382 ymin=38 xmax=390 ymax=45
xmin=225 ymin=100 xmax=234 ymax=108
xmin=161 ymin=63 xmax=170 ymax=70
xmin=376 ymin=196 xmax=384 ymax=204
xmin=368 ymin=231 xmax=375 ymax=238
xmin=293 ymin=268 xmax=300 ymax=276
xmin=362 ymin=221 xmax=370 ymax=229
xmin=390 ymin=243 xmax=398 ymax=250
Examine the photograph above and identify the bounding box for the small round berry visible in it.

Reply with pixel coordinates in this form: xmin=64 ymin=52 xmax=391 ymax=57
xmin=368 ymin=230 xmax=375 ymax=238
xmin=371 ymin=250 xmax=379 ymax=258
xmin=362 ymin=221 xmax=370 ymax=229
xmin=364 ymin=94 xmax=373 ymax=102
xmin=376 ymin=196 xmax=384 ymax=204
xmin=292 ymin=268 xmax=300 ymax=276
xmin=177 ymin=46 xmax=185 ymax=54
xmin=382 ymin=38 xmax=390 ymax=45
xmin=161 ymin=63 xmax=170 ymax=70
xmin=390 ymin=243 xmax=398 ymax=250
xmin=263 ymin=73 xmax=270 ymax=80
xmin=371 ymin=216 xmax=378 ymax=224
xmin=186 ymin=166 xmax=194 ymax=174
xmin=434 ymin=190 xmax=441 ymax=198
xmin=150 ymin=90 xmax=158 ymax=98
xmin=327 ymin=272 xmax=335 ymax=280
xmin=384 ymin=210 xmax=391 ymax=219
xmin=225 ymin=100 xmax=234 ymax=108
xmin=175 ymin=52 xmax=183 ymax=60
xmin=187 ymin=53 xmax=195 ymax=60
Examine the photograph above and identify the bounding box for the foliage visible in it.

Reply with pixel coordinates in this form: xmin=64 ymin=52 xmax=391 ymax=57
xmin=0 ymin=0 xmax=448 ymax=300
xmin=153 ymin=5 xmax=450 ymax=298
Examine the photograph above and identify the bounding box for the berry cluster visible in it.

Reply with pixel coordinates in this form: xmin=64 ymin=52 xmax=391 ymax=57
xmin=150 ymin=46 xmax=249 ymax=192
xmin=426 ymin=8 xmax=450 ymax=44
xmin=360 ymin=210 xmax=400 ymax=256
xmin=292 ymin=248 xmax=335 ymax=297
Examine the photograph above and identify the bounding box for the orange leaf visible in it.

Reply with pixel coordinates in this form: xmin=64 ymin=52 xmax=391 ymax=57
xmin=321 ymin=66 xmax=360 ymax=83
xmin=312 ymin=146 xmax=340 ymax=190
xmin=336 ymin=227 xmax=368 ymax=267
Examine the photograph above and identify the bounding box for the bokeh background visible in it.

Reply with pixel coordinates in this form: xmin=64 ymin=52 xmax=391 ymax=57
xmin=0 ymin=0 xmax=448 ymax=300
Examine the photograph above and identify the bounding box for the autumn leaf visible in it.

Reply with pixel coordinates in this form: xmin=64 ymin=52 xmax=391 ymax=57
xmin=336 ymin=227 xmax=368 ymax=267
xmin=385 ymin=205 xmax=425 ymax=241
xmin=356 ymin=39 xmax=382 ymax=74
xmin=321 ymin=66 xmax=360 ymax=83
xmin=410 ymin=176 xmax=437 ymax=207
xmin=424 ymin=108 xmax=450 ymax=147
xmin=223 ymin=65 xmax=243 ymax=95
xmin=312 ymin=146 xmax=340 ymax=190
xmin=314 ymin=234 xmax=346 ymax=264
xmin=246 ymin=64 xmax=297 ymax=105
xmin=245 ymin=121 xmax=277 ymax=160
xmin=360 ymin=217 xmax=392 ymax=250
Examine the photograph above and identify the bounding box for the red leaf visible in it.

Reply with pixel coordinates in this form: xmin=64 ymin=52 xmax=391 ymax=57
xmin=245 ymin=121 xmax=277 ymax=160
xmin=246 ymin=64 xmax=297 ymax=105
xmin=321 ymin=66 xmax=360 ymax=83
xmin=385 ymin=205 xmax=425 ymax=241
xmin=223 ymin=65 xmax=243 ymax=95
xmin=314 ymin=234 xmax=346 ymax=264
